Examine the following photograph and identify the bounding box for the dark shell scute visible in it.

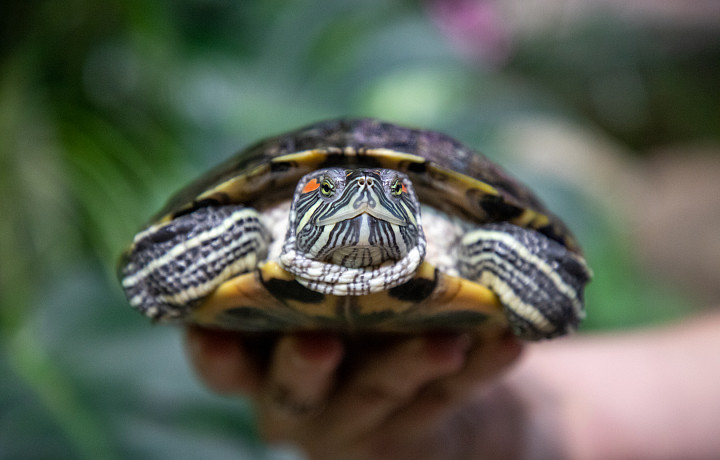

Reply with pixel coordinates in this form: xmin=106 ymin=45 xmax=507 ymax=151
xmin=388 ymin=269 xmax=439 ymax=303
xmin=405 ymin=161 xmax=428 ymax=174
xmin=217 ymin=307 xmax=297 ymax=330
xmin=164 ymin=196 xmax=231 ymax=222
xmin=392 ymin=311 xmax=491 ymax=329
xmin=269 ymin=161 xmax=294 ymax=173
xmin=320 ymin=153 xmax=383 ymax=169
xmin=536 ymin=223 xmax=571 ymax=247
xmin=261 ymin=277 xmax=325 ymax=304
xmin=478 ymin=194 xmax=525 ymax=222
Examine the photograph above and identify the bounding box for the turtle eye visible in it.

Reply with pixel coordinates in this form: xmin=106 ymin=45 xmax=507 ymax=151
xmin=320 ymin=178 xmax=335 ymax=196
xmin=390 ymin=178 xmax=404 ymax=196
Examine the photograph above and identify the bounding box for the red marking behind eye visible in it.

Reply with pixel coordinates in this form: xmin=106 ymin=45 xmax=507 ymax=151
xmin=302 ymin=178 xmax=320 ymax=193
xmin=401 ymin=183 xmax=407 ymax=194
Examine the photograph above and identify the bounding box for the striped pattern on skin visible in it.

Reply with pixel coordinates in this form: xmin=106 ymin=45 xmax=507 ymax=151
xmin=280 ymin=168 xmax=426 ymax=295
xmin=120 ymin=206 xmax=270 ymax=319
xmin=457 ymin=222 xmax=591 ymax=339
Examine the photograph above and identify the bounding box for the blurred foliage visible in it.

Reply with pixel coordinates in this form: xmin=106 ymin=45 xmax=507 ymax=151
xmin=510 ymin=17 xmax=720 ymax=150
xmin=1 ymin=0 xmax=717 ymax=458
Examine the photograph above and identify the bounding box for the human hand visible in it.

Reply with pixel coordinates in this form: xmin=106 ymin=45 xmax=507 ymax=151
xmin=185 ymin=327 xmax=522 ymax=460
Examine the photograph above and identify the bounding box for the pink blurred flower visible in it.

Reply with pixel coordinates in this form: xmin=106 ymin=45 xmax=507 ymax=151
xmin=427 ymin=0 xmax=513 ymax=66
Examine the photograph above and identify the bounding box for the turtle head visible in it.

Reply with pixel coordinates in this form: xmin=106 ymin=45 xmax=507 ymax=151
xmin=280 ymin=167 xmax=426 ymax=295
xmin=290 ymin=168 xmax=423 ymax=267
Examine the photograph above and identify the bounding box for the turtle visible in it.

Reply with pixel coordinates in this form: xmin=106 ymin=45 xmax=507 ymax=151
xmin=118 ymin=118 xmax=591 ymax=340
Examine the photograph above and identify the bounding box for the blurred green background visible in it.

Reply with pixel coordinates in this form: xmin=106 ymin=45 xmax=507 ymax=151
xmin=2 ymin=0 xmax=718 ymax=458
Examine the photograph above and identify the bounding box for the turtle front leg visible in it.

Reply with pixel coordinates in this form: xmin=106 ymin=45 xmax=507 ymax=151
xmin=119 ymin=205 xmax=271 ymax=321
xmin=457 ymin=222 xmax=591 ymax=340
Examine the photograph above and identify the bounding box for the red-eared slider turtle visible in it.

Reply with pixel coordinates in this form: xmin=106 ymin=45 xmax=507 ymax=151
xmin=119 ymin=119 xmax=591 ymax=340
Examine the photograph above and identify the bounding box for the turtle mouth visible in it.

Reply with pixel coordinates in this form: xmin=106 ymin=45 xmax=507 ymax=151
xmin=316 ymin=202 xmax=407 ymax=226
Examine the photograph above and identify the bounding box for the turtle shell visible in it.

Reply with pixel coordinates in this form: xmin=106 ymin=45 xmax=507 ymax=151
xmin=155 ymin=118 xmax=578 ymax=252
xmin=123 ymin=118 xmax=584 ymax=336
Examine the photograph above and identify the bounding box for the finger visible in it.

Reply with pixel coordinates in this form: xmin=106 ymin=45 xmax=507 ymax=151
xmin=317 ymin=333 xmax=471 ymax=446
xmin=258 ymin=332 xmax=343 ymax=440
xmin=364 ymin=384 xmax=528 ymax=460
xmin=441 ymin=332 xmax=523 ymax=397
xmin=184 ymin=326 xmax=262 ymax=395
xmin=412 ymin=333 xmax=523 ymax=421
xmin=355 ymin=333 xmax=523 ymax=457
